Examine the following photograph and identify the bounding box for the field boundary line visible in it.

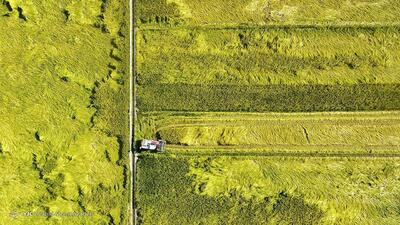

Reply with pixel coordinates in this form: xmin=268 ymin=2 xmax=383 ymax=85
xmin=146 ymin=152 xmax=400 ymax=158
xmin=167 ymin=144 xmax=400 ymax=149
xmin=139 ymin=110 xmax=400 ymax=116
xmin=154 ymin=119 xmax=400 ymax=129
xmin=136 ymin=23 xmax=400 ymax=31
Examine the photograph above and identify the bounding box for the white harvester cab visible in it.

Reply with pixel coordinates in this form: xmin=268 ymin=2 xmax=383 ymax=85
xmin=140 ymin=139 xmax=166 ymax=152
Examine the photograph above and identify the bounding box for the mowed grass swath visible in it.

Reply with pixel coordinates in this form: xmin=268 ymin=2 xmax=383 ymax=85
xmin=0 ymin=1 xmax=130 ymax=224
xmin=135 ymin=0 xmax=400 ymax=26
xmin=136 ymin=111 xmax=400 ymax=154
xmin=136 ymin=155 xmax=400 ymax=225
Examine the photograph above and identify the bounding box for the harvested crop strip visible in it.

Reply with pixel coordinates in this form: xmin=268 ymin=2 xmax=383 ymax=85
xmin=136 ymin=155 xmax=400 ymax=225
xmin=137 ymin=111 xmax=400 ymax=154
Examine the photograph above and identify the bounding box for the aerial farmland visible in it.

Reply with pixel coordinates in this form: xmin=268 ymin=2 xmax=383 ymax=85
xmin=134 ymin=0 xmax=400 ymax=225
xmin=1 ymin=0 xmax=400 ymax=225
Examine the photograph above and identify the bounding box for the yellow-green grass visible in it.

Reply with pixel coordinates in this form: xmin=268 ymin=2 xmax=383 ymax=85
xmin=0 ymin=1 xmax=129 ymax=224
xmin=137 ymin=27 xmax=400 ymax=85
xmin=137 ymin=111 xmax=400 ymax=154
xmin=137 ymin=27 xmax=400 ymax=113
xmin=137 ymin=154 xmax=400 ymax=225
xmin=135 ymin=0 xmax=400 ymax=26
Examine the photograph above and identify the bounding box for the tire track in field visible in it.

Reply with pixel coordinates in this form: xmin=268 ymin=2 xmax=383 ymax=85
xmin=154 ymin=152 xmax=400 ymax=158
xmin=149 ymin=111 xmax=400 ymax=131
xmin=165 ymin=144 xmax=400 ymax=157
xmin=139 ymin=23 xmax=400 ymax=31
xmin=154 ymin=117 xmax=400 ymax=128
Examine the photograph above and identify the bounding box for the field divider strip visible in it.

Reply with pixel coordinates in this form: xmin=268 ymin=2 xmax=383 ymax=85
xmin=136 ymin=23 xmax=400 ymax=31
xmin=139 ymin=110 xmax=400 ymax=117
xmin=145 ymin=152 xmax=400 ymax=158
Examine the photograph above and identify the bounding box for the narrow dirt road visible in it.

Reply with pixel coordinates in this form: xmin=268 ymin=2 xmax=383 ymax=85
xmin=128 ymin=0 xmax=136 ymax=224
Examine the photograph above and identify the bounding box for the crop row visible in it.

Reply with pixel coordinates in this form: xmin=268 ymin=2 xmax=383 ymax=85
xmin=136 ymin=154 xmax=400 ymax=225
xmin=137 ymin=84 xmax=400 ymax=112
xmin=135 ymin=0 xmax=400 ymax=26
xmin=137 ymin=27 xmax=400 ymax=85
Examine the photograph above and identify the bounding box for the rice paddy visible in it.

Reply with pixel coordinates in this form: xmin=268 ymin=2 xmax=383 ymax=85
xmin=134 ymin=1 xmax=400 ymax=224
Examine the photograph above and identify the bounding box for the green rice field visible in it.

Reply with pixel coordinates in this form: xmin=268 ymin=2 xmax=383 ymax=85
xmin=2 ymin=0 xmax=399 ymax=224
xmin=137 ymin=155 xmax=400 ymax=225
xmin=134 ymin=1 xmax=400 ymax=224
xmin=1 ymin=1 xmax=129 ymax=224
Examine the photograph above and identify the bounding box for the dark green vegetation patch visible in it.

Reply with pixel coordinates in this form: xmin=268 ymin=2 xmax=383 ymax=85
xmin=138 ymin=84 xmax=400 ymax=112
xmin=135 ymin=0 xmax=181 ymax=25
